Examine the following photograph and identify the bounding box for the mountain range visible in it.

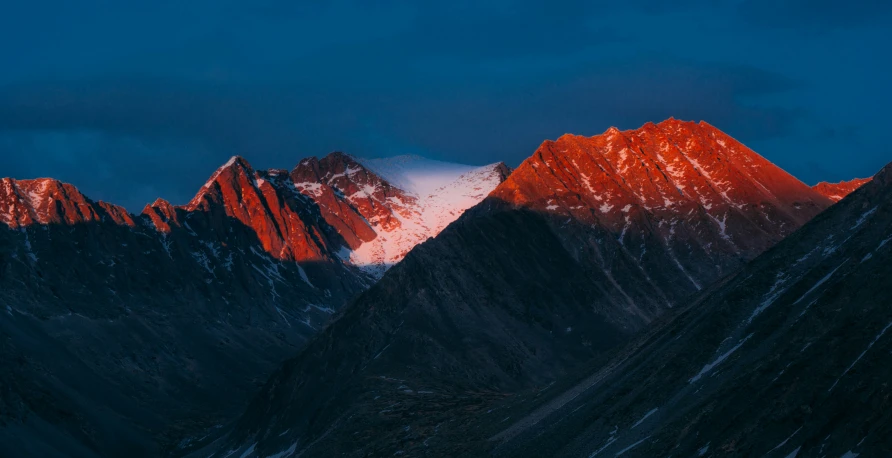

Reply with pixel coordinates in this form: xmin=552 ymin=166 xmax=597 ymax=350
xmin=0 ymin=153 xmax=506 ymax=456
xmin=0 ymin=119 xmax=882 ymax=457
xmin=178 ymin=119 xmax=878 ymax=458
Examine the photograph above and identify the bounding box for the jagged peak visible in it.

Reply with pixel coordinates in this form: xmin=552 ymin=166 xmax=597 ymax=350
xmin=811 ymin=177 xmax=872 ymax=202
xmin=223 ymin=155 xmax=253 ymax=170
xmin=294 ymin=152 xmax=369 ymax=174
xmin=149 ymin=197 xmax=173 ymax=208
xmin=490 ymin=162 xmax=512 ymax=179
xmin=202 ymin=155 xmax=255 ymax=187
xmin=141 ymin=198 xmax=177 ymax=218
xmin=323 ymin=151 xmax=355 ymax=161
xmin=293 ymin=152 xmax=392 ymax=192
xmin=498 ymin=119 xmax=831 ymax=228
xmin=813 ymin=177 xmax=871 ymax=187
xmin=185 ymin=156 xmax=262 ymax=210
xmin=0 ymin=176 xmax=133 ymax=229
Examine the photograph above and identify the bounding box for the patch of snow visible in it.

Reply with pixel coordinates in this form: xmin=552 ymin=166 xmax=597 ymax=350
xmin=792 ymin=261 xmax=846 ymax=305
xmin=828 ymin=320 xmax=892 ymax=392
xmin=295 ymin=263 xmax=314 ymax=287
xmin=767 ymin=427 xmax=802 ymax=455
xmin=747 ymin=273 xmax=788 ymax=324
xmin=588 ymin=437 xmax=617 ymax=457
xmin=239 ymin=442 xmax=256 ymax=458
xmin=615 ymin=436 xmax=651 ymax=457
xmin=697 ymin=443 xmax=710 ymax=456
xmin=690 ymin=334 xmax=753 ymax=383
xmin=631 ymin=408 xmax=657 ymax=429
xmin=357 ymin=155 xmax=480 ymax=196
xmin=294 ymin=181 xmax=325 ymax=197
xmin=19 ymin=228 xmax=37 ymax=262
xmin=191 ymin=251 xmax=214 ymax=275
xmin=851 ymin=206 xmax=877 ymax=230
xmin=669 ymin=253 xmax=702 ymax=291
xmin=264 ymin=442 xmax=297 ymax=458
xmin=346 ymin=162 xmax=504 ymax=278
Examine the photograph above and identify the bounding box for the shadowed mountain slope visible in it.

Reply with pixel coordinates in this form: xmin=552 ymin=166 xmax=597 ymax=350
xmin=193 ymin=119 xmax=841 ymax=458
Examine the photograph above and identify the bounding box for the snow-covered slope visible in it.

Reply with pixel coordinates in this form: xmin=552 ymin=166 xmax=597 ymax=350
xmin=292 ymin=153 xmax=510 ymax=278
xmin=357 ymin=155 xmax=484 ymax=196
xmin=343 ymin=161 xmax=511 ymax=277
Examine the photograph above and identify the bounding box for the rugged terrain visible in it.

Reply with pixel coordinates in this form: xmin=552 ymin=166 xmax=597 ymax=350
xmin=484 ymin=160 xmax=892 ymax=457
xmin=0 ymin=153 xmax=503 ymax=457
xmin=195 ymin=119 xmax=845 ymax=457
xmin=812 ymin=177 xmax=871 ymax=202
xmin=292 ymin=153 xmax=510 ymax=277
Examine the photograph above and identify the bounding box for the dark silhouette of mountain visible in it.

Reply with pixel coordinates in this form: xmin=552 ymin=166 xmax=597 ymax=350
xmin=193 ymin=119 xmax=843 ymax=458
xmin=482 ymin=160 xmax=892 ymax=457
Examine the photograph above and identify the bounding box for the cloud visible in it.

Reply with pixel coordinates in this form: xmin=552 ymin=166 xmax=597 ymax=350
xmin=0 ymin=130 xmax=217 ymax=211
xmin=360 ymin=58 xmax=805 ymax=164
xmin=3 ymin=0 xmax=881 ymax=209
xmin=0 ymin=57 xmax=805 ymax=205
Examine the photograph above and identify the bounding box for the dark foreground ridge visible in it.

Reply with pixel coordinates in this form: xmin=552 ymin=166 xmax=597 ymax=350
xmin=191 ymin=119 xmax=850 ymax=457
xmin=487 ymin=160 xmax=892 ymax=457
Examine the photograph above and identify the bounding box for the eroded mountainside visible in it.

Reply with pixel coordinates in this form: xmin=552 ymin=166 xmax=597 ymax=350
xmin=0 ymin=153 xmax=504 ymax=457
xmin=196 ymin=119 xmax=840 ymax=458
xmin=487 ymin=160 xmax=892 ymax=458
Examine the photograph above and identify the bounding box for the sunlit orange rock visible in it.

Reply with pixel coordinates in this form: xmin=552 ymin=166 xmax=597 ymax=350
xmin=491 ymin=118 xmax=836 ymax=291
xmin=812 ymin=177 xmax=871 ymax=202
xmin=0 ymin=177 xmax=132 ymax=229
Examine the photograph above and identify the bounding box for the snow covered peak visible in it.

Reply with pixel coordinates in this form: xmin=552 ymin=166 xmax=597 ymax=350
xmin=293 ymin=153 xmax=510 ymax=277
xmin=356 ymin=155 xmax=488 ymax=197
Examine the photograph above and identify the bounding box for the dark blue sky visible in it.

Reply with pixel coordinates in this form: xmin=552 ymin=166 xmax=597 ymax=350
xmin=1 ymin=0 xmax=890 ymax=211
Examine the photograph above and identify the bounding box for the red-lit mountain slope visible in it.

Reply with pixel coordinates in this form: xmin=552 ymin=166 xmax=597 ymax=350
xmin=0 ymin=153 xmax=506 ymax=456
xmin=194 ymin=120 xmax=843 ymax=458
xmin=292 ymin=152 xmax=510 ymax=277
xmin=812 ymin=177 xmax=871 ymax=201
xmin=0 ymin=177 xmax=134 ymax=229
xmin=492 ymin=118 xmax=833 ymax=305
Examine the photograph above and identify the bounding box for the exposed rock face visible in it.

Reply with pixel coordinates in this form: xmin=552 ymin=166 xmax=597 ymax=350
xmin=0 ymin=177 xmax=134 ymax=229
xmin=812 ymin=177 xmax=872 ymax=201
xmin=184 ymin=157 xmax=340 ymax=263
xmin=0 ymin=184 xmax=366 ymax=458
xmin=493 ymin=118 xmax=832 ymax=304
xmin=196 ymin=120 xmax=839 ymax=458
xmin=293 ymin=153 xmax=511 ymax=277
xmin=484 ymin=160 xmax=892 ymax=458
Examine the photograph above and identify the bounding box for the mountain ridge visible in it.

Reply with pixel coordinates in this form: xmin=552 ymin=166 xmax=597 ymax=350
xmin=0 ymin=152 xmax=506 ymax=457
xmin=190 ymin=119 xmax=852 ymax=458
xmin=812 ymin=177 xmax=872 ymax=202
xmin=483 ymin=158 xmax=892 ymax=457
